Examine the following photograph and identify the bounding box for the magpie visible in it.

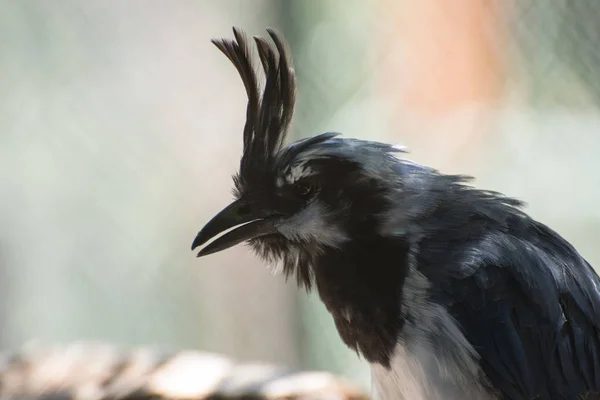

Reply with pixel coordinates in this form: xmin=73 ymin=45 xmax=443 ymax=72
xmin=191 ymin=27 xmax=600 ymax=400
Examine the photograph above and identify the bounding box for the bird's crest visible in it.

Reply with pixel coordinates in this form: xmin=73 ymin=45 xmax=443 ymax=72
xmin=212 ymin=27 xmax=296 ymax=190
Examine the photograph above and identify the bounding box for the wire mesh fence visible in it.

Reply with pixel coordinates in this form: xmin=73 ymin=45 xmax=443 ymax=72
xmin=0 ymin=0 xmax=599 ymax=392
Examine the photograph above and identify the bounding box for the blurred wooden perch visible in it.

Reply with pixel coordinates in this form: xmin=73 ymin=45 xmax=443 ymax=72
xmin=0 ymin=342 xmax=370 ymax=400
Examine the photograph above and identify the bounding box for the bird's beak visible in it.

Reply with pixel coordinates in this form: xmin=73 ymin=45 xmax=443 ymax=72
xmin=191 ymin=199 xmax=278 ymax=258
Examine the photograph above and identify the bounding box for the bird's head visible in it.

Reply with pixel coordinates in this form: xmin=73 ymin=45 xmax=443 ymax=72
xmin=192 ymin=27 xmax=408 ymax=287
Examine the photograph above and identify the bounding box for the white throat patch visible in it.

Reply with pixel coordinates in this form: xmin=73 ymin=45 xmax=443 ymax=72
xmin=274 ymin=201 xmax=348 ymax=248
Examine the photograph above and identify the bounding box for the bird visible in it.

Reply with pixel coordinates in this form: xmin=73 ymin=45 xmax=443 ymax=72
xmin=191 ymin=27 xmax=600 ymax=400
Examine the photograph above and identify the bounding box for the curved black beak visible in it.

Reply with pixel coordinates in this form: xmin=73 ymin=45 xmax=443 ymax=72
xmin=191 ymin=199 xmax=278 ymax=258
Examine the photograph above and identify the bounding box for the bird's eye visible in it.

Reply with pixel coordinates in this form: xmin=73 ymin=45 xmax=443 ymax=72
xmin=291 ymin=180 xmax=315 ymax=200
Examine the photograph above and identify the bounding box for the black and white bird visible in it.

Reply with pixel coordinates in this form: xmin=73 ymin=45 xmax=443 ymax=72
xmin=192 ymin=27 xmax=600 ymax=400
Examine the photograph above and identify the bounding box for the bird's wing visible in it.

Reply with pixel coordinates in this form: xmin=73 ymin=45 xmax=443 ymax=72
xmin=433 ymin=224 xmax=600 ymax=400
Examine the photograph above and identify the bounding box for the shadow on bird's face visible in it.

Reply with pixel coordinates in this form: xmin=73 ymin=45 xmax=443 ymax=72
xmin=191 ymin=141 xmax=354 ymax=258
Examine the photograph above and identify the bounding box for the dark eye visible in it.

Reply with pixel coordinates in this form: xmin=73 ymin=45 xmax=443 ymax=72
xmin=291 ymin=180 xmax=315 ymax=200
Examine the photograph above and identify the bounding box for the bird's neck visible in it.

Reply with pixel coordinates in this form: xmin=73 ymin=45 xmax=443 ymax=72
xmin=312 ymin=234 xmax=411 ymax=367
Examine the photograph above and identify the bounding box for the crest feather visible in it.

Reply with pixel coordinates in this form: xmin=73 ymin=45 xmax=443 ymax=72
xmin=212 ymin=27 xmax=297 ymax=187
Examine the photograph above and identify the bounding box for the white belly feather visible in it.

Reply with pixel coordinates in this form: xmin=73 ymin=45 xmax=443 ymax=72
xmin=370 ymin=268 xmax=498 ymax=400
xmin=371 ymin=341 xmax=497 ymax=400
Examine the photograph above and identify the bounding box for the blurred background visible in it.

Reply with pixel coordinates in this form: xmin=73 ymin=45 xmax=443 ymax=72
xmin=1 ymin=0 xmax=600 ymax=391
